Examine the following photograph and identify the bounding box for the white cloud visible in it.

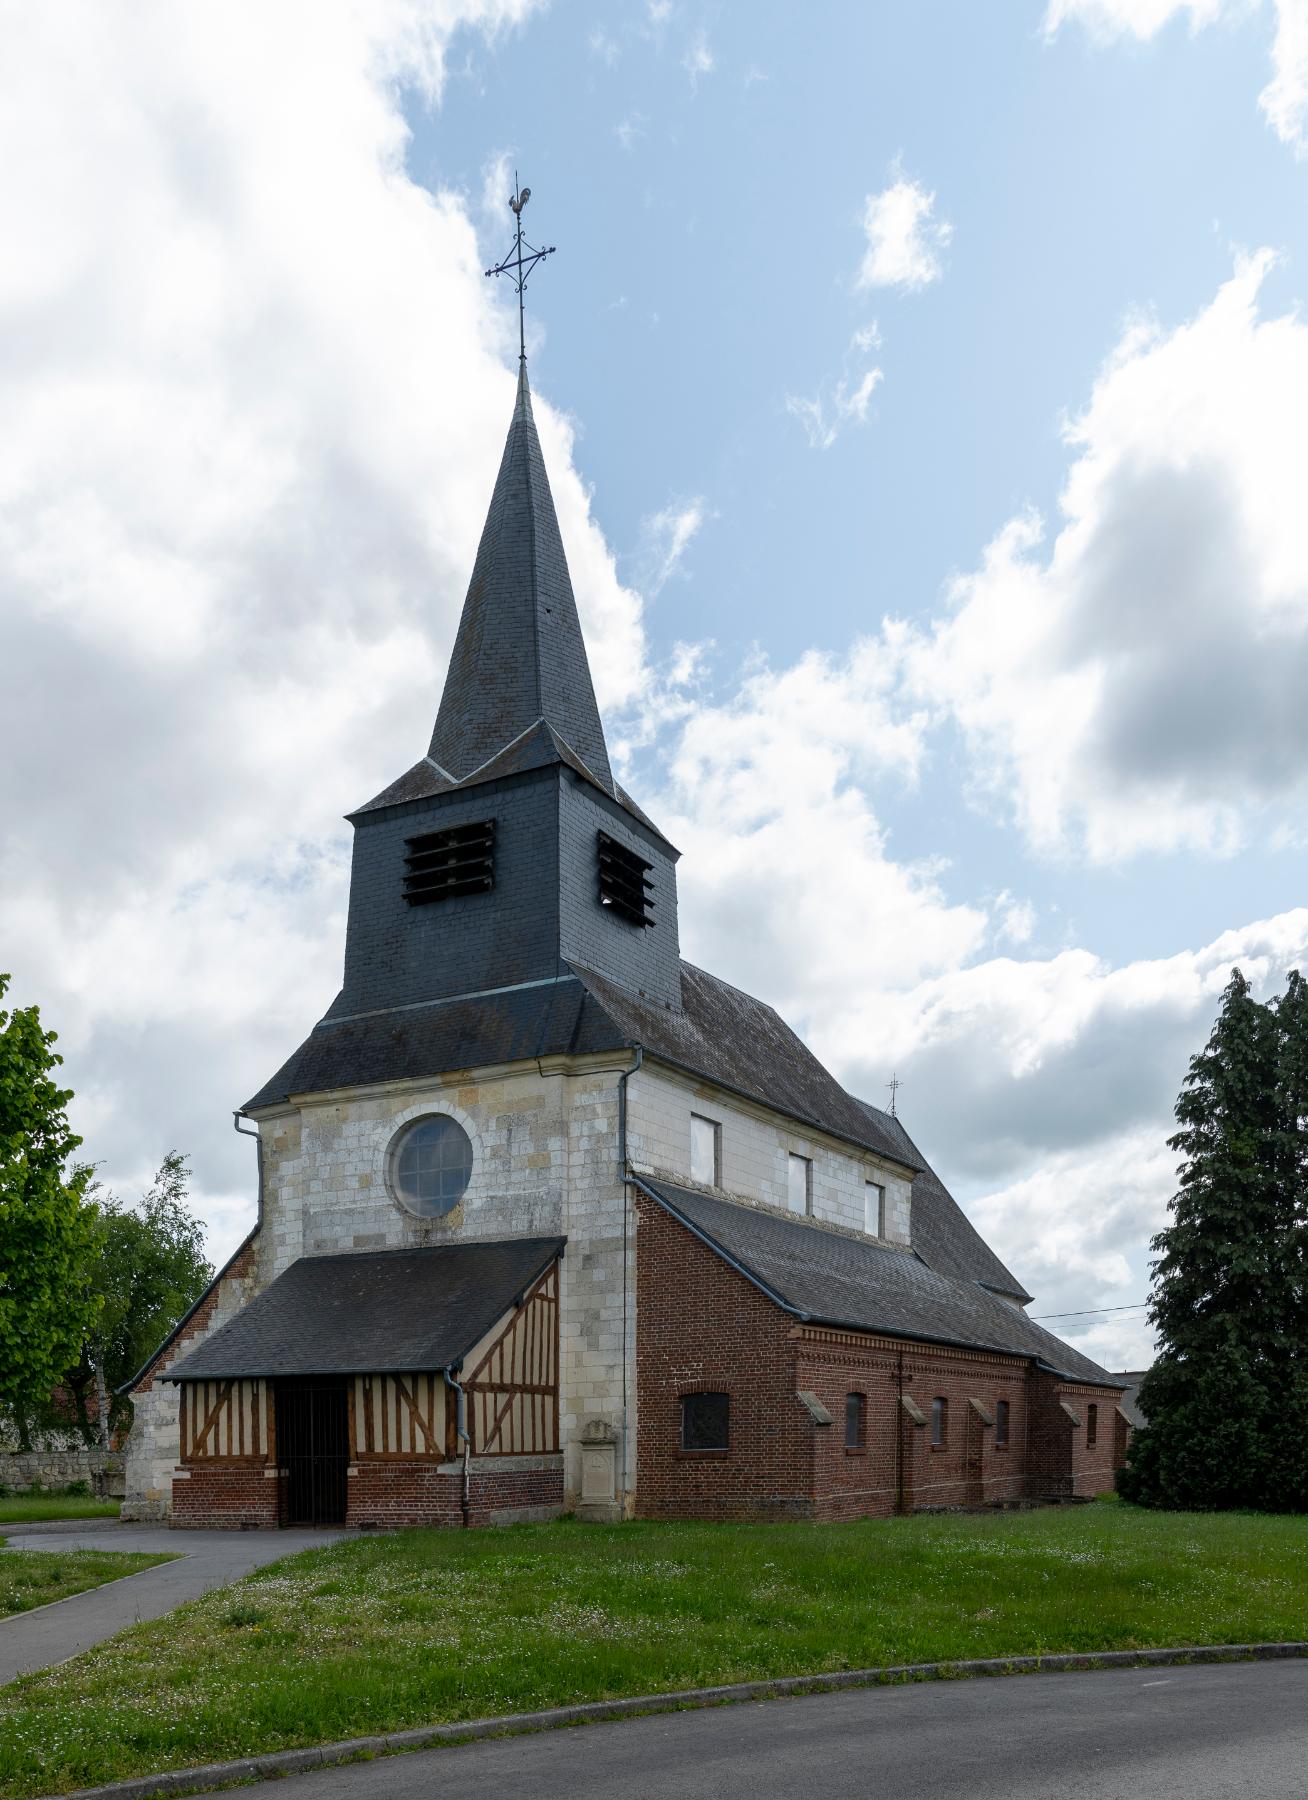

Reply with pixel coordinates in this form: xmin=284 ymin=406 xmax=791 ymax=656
xmin=683 ymin=28 xmax=714 ymax=88
xmin=0 ymin=0 xmax=651 ymax=1254
xmin=858 ymin=167 xmax=952 ymax=292
xmin=636 ymin=499 xmax=708 ymax=595
xmin=900 ymin=252 xmax=1308 ymax=863
xmin=786 ymin=327 xmax=884 ymax=449
xmin=1046 ymin=0 xmax=1308 ymax=156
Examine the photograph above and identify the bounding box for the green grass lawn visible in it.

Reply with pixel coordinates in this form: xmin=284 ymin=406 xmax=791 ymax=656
xmin=0 ymin=1495 xmax=121 ymax=1524
xmin=1 ymin=1503 xmax=1306 ymax=1799
xmin=0 ymin=1545 xmax=174 ymax=1621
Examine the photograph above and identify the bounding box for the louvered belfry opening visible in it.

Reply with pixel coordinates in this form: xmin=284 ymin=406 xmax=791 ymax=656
xmin=402 ymin=819 xmax=495 ymax=906
xmin=597 ymin=830 xmax=654 ymax=928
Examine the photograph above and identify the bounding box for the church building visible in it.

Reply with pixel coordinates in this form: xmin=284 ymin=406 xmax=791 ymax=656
xmin=124 ymin=349 xmax=1127 ymax=1530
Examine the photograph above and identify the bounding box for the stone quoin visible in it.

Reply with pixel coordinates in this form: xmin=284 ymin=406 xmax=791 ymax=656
xmin=123 ymin=350 xmax=1126 ymax=1529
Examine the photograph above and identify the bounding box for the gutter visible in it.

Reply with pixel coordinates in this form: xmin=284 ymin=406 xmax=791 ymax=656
xmin=442 ymin=1367 xmax=472 ymax=1528
xmin=617 ymin=1046 xmax=643 ymax=1517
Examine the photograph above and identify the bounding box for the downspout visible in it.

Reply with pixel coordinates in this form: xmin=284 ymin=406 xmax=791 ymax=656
xmin=443 ymin=1367 xmax=472 ymax=1528
xmin=233 ymin=1110 xmax=263 ymax=1231
xmin=617 ymin=1045 xmax=644 ymax=1517
xmin=896 ymin=1350 xmax=905 ymax=1516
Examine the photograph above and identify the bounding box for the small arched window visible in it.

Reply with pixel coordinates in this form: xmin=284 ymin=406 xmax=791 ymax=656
xmin=930 ymin=1396 xmax=948 ymax=1448
xmin=1087 ymin=1403 xmax=1098 ymax=1447
xmin=844 ymin=1392 xmax=867 ymax=1451
xmin=681 ymin=1392 xmax=729 ymax=1451
xmin=995 ymin=1399 xmax=1010 ymax=1447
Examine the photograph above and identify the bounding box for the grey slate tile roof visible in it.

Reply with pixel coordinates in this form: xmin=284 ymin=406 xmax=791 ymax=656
xmin=1112 ymin=1369 xmax=1150 ymax=1430
xmin=165 ymin=1237 xmax=565 ymax=1380
xmin=244 ymin=975 xmax=622 ymax=1111
xmin=852 ymin=1100 xmax=1032 ymax=1303
xmin=426 ymin=363 xmax=614 ymax=795
xmin=639 ymin=1179 xmax=1119 ymax=1388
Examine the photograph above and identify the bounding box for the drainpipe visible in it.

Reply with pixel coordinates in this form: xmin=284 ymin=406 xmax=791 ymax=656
xmin=617 ymin=1046 xmax=644 ymax=1517
xmin=444 ymin=1368 xmax=472 ymax=1528
xmin=896 ymin=1350 xmax=905 ymax=1516
xmin=233 ymin=1110 xmax=263 ymax=1231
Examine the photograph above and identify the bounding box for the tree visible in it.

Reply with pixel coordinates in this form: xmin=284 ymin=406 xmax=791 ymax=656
xmin=58 ymin=1152 xmax=213 ymax=1446
xmin=1120 ymin=968 xmax=1308 ymax=1511
xmin=0 ymin=975 xmax=99 ymax=1449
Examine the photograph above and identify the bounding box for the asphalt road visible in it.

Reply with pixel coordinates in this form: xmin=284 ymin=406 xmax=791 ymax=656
xmin=0 ymin=1522 xmax=344 ymax=1684
xmin=279 ymin=1661 xmax=1308 ymax=1800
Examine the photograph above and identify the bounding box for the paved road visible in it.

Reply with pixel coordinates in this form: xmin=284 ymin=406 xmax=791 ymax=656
xmin=0 ymin=1522 xmax=344 ymax=1684
xmin=281 ymin=1662 xmax=1308 ymax=1800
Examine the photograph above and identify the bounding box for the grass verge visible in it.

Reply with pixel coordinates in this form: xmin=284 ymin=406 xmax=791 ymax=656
xmin=0 ymin=1546 xmax=174 ymax=1620
xmin=0 ymin=1497 xmax=121 ymax=1524
xmin=2 ymin=1504 xmax=1306 ymax=1798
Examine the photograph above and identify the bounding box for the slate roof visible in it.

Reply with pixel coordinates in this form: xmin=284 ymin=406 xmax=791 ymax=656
xmin=425 ymin=363 xmax=613 ymax=795
xmin=164 ymin=1237 xmax=565 ymax=1381
xmin=244 ymin=975 xmax=622 ymax=1111
xmin=639 ymin=1179 xmax=1120 ymax=1389
xmin=1113 ymin=1370 xmax=1150 ymax=1430
xmin=852 ymin=1101 xmax=1031 ymax=1303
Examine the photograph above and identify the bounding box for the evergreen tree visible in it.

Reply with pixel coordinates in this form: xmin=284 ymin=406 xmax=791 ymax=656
xmin=1121 ymin=968 xmax=1307 ymax=1511
xmin=0 ymin=975 xmax=99 ymax=1449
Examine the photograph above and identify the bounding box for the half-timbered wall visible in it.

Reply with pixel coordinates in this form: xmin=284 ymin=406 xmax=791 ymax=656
xmin=464 ymin=1262 xmax=559 ymax=1456
xmin=179 ymin=1379 xmax=269 ymax=1463
xmin=351 ymin=1373 xmax=448 ymax=1459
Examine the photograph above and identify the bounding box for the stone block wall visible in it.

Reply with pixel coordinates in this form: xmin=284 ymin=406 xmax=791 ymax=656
xmin=0 ymin=1450 xmax=124 ymax=1498
xmin=626 ymin=1064 xmax=912 ymax=1246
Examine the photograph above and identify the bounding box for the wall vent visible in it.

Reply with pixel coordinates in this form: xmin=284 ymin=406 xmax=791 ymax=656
xmin=403 ymin=819 xmax=495 ymax=906
xmin=597 ymin=830 xmax=654 ymax=928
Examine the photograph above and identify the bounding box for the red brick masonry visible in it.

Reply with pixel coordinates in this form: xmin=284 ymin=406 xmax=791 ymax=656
xmin=635 ymin=1192 xmax=1126 ymax=1520
xmin=171 ymin=1456 xmax=564 ymax=1530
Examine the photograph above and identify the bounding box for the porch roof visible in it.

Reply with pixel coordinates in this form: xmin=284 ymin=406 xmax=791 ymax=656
xmin=164 ymin=1236 xmax=565 ymax=1382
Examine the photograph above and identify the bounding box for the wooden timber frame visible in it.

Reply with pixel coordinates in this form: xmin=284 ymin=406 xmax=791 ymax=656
xmin=179 ymin=1378 xmax=271 ymax=1463
xmin=462 ymin=1258 xmax=560 ymax=1456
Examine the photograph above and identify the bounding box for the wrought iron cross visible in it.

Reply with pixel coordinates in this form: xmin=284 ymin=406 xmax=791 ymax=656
xmin=484 ymin=174 xmax=556 ymax=362
xmin=886 ymin=1072 xmax=902 ymax=1118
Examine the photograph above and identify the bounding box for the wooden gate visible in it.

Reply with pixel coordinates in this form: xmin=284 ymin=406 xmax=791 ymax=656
xmin=275 ymin=1378 xmax=349 ymax=1525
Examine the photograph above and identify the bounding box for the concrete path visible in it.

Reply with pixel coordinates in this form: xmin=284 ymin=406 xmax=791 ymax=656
xmin=274 ymin=1661 xmax=1308 ymax=1800
xmin=1 ymin=1521 xmax=345 ymax=1685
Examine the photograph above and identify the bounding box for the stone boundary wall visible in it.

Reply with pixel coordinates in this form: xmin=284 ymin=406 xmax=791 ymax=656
xmin=0 ymin=1449 xmax=125 ymax=1497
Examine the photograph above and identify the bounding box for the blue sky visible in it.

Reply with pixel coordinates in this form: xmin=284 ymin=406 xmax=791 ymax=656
xmin=3 ymin=0 xmax=1308 ymax=1370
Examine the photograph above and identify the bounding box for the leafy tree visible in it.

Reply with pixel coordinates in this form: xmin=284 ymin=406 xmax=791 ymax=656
xmin=57 ymin=1152 xmax=213 ymax=1446
xmin=0 ymin=975 xmax=98 ymax=1449
xmin=1121 ymin=968 xmax=1308 ymax=1511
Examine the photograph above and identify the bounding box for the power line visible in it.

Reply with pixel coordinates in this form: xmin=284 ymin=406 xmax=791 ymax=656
xmin=1029 ymin=1301 xmax=1151 ymax=1322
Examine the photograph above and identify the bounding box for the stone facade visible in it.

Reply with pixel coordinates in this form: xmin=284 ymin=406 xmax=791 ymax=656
xmin=0 ymin=1450 xmax=124 ymax=1498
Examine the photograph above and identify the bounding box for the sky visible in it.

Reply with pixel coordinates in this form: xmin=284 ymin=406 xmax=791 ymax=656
xmin=3 ymin=0 xmax=1308 ymax=1372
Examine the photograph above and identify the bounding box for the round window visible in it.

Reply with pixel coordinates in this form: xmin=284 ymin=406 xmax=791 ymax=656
xmin=388 ymin=1114 xmax=473 ymax=1218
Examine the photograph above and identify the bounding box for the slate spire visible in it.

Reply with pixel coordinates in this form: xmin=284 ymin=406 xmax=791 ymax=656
xmin=428 ymin=363 xmax=614 ymax=794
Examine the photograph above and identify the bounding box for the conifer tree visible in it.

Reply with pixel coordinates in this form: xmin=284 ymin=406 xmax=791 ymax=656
xmin=1121 ymin=968 xmax=1306 ymax=1510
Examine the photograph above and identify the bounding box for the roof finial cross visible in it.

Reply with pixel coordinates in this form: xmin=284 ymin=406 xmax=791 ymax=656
xmin=484 ymin=173 xmax=556 ymax=363
xmin=886 ymin=1071 xmax=902 ymax=1118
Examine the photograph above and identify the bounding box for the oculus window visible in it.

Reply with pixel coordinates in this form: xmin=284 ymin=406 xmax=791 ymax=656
xmin=865 ymin=1181 xmax=885 ymax=1236
xmin=787 ymin=1154 xmax=811 ymax=1215
xmin=389 ymin=1114 xmax=473 ymax=1218
xmin=681 ymin=1391 xmax=729 ymax=1451
xmin=690 ymin=1114 xmax=720 ymax=1186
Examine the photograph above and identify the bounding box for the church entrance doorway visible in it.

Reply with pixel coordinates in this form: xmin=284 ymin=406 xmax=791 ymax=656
xmin=276 ymin=1378 xmax=349 ymax=1526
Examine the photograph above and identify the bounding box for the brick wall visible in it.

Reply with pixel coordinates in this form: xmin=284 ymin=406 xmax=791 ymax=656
xmin=171 ymin=1463 xmax=280 ymax=1530
xmin=635 ymin=1192 xmax=814 ymax=1520
xmin=348 ymin=1456 xmax=564 ymax=1528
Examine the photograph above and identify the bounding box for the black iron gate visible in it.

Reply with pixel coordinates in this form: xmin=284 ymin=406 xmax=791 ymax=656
xmin=275 ymin=1379 xmax=349 ymax=1526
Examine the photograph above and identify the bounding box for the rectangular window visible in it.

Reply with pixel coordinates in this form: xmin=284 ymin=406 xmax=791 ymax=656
xmin=1087 ymin=1402 xmax=1098 ymax=1447
xmin=844 ymin=1392 xmax=867 ymax=1451
xmin=930 ymin=1396 xmax=948 ymax=1448
xmin=690 ymin=1114 xmax=720 ymax=1187
xmin=995 ymin=1399 xmax=1010 ymax=1448
xmin=787 ymin=1153 xmax=811 ymax=1215
xmin=681 ymin=1391 xmax=729 ymax=1452
xmin=865 ymin=1181 xmax=885 ymax=1236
